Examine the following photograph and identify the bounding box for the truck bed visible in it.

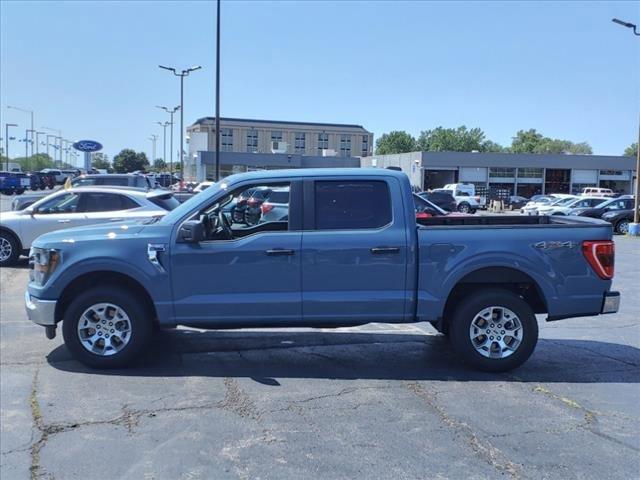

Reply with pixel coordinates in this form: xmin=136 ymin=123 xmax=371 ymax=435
xmin=418 ymin=214 xmax=610 ymax=229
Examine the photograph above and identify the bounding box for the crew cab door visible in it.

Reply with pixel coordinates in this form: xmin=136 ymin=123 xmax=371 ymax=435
xmin=170 ymin=180 xmax=302 ymax=325
xmin=301 ymin=177 xmax=409 ymax=323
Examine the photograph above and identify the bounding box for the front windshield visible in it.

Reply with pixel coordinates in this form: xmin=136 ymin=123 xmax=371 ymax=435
xmin=160 ymin=180 xmax=227 ymax=224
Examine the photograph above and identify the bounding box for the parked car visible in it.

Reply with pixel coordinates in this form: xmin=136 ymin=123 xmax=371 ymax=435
xmin=257 ymin=187 xmax=290 ymax=224
xmin=231 ymin=187 xmax=259 ymax=223
xmin=71 ymin=173 xmax=153 ymax=189
xmin=570 ymin=196 xmax=635 ymax=219
xmin=244 ymin=187 xmax=275 ymax=225
xmin=413 ymin=193 xmax=461 ymax=219
xmin=601 ymin=206 xmax=638 ymax=235
xmin=24 ymin=168 xmax=619 ymax=371
xmin=0 ymin=187 xmax=178 ymax=266
xmin=521 ymin=194 xmax=576 ymax=215
xmin=434 ymin=183 xmax=485 ymax=213
xmin=537 ymin=196 xmax=607 ymax=216
xmin=582 ymin=187 xmax=615 ymax=197
xmin=504 ymin=196 xmax=529 ymax=210
xmin=417 ymin=190 xmax=457 ymax=212
xmin=0 ymin=171 xmax=30 ymax=195
xmin=40 ymin=169 xmax=67 ymax=184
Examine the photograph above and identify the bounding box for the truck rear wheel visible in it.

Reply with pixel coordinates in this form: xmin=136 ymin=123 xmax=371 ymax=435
xmin=449 ymin=289 xmax=538 ymax=372
xmin=457 ymin=202 xmax=471 ymax=213
xmin=62 ymin=287 xmax=153 ymax=369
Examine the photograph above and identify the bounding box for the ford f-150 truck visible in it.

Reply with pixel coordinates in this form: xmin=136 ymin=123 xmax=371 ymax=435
xmin=24 ymin=169 xmax=620 ymax=371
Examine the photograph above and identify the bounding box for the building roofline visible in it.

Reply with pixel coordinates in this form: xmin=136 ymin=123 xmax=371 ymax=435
xmin=190 ymin=116 xmax=369 ymax=130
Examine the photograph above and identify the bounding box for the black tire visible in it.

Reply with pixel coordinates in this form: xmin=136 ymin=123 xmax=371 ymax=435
xmin=62 ymin=286 xmax=153 ymax=369
xmin=458 ymin=202 xmax=471 ymax=214
xmin=16 ymin=188 xmax=25 ymax=195
xmin=616 ymin=219 xmax=630 ymax=235
xmin=0 ymin=231 xmax=20 ymax=266
xmin=449 ymin=289 xmax=538 ymax=372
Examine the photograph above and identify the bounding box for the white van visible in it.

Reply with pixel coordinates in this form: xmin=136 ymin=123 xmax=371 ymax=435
xmin=582 ymin=187 xmax=614 ymax=197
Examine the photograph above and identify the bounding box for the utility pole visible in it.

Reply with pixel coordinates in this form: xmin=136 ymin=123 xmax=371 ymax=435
xmin=159 ymin=64 xmax=201 ymax=180
xmin=35 ymin=131 xmax=46 ymax=156
xmin=149 ymin=134 xmax=158 ymax=164
xmin=156 ymin=105 xmax=180 ymax=174
xmin=215 ymin=0 xmax=221 ymax=181
xmin=7 ymin=106 xmax=34 ymax=156
xmin=612 ymin=18 xmax=640 ymax=234
xmin=4 ymin=123 xmax=18 ymax=170
xmin=157 ymin=121 xmax=169 ymax=167
xmin=42 ymin=127 xmax=62 ymax=167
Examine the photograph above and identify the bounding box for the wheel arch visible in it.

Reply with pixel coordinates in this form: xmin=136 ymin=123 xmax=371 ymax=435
xmin=0 ymin=226 xmax=22 ymax=251
xmin=55 ymin=271 xmax=158 ymax=326
xmin=439 ymin=266 xmax=547 ymax=333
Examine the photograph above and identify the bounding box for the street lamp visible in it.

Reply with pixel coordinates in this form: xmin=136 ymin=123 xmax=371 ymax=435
xmin=612 ymin=17 xmax=640 ymax=234
xmin=42 ymin=127 xmax=62 ymax=167
xmin=149 ymin=134 xmax=158 ymax=165
xmin=156 ymin=105 xmax=180 ymax=174
xmin=35 ymin=131 xmax=46 ymax=156
xmin=158 ymin=64 xmax=202 ymax=179
xmin=7 ymin=106 xmax=34 ymax=156
xmin=4 ymin=123 xmax=18 ymax=170
xmin=612 ymin=18 xmax=640 ymax=35
xmin=157 ymin=121 xmax=170 ymax=167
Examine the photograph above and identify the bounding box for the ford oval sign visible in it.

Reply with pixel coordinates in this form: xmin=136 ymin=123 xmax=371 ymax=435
xmin=73 ymin=140 xmax=103 ymax=153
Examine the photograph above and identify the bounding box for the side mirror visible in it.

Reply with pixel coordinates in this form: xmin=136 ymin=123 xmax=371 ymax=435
xmin=178 ymin=219 xmax=206 ymax=243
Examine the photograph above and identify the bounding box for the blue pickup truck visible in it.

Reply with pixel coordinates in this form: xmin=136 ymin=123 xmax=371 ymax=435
xmin=24 ymin=169 xmax=620 ymax=371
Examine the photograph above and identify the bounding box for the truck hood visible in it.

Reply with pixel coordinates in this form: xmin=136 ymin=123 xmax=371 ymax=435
xmin=32 ymin=221 xmax=149 ymax=248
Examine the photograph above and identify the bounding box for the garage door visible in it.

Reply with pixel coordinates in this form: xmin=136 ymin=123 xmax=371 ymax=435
xmin=459 ymin=167 xmax=487 ymax=182
xmin=572 ymin=169 xmax=598 ymax=184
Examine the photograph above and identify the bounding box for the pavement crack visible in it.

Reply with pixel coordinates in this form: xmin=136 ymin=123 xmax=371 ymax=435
xmin=219 ymin=377 xmax=261 ymax=421
xmin=405 ymin=382 xmax=522 ymax=479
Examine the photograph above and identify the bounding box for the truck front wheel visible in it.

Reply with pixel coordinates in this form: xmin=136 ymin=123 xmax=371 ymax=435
xmin=62 ymin=287 xmax=153 ymax=369
xmin=449 ymin=289 xmax=538 ymax=372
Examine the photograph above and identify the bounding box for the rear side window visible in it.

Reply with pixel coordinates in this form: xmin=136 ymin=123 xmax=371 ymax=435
xmin=314 ymin=180 xmax=392 ymax=230
xmin=268 ymin=191 xmax=289 ymax=203
xmin=149 ymin=194 xmax=180 ymax=211
xmin=81 ymin=193 xmax=139 ymax=212
xmin=95 ymin=177 xmax=129 ymax=186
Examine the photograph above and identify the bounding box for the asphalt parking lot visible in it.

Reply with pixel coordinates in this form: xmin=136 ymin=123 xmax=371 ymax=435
xmin=0 ymin=235 xmax=638 ymax=479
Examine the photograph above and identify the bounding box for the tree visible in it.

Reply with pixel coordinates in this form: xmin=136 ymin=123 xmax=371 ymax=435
xmin=375 ymin=131 xmax=417 ymax=155
xmin=10 ymin=154 xmax=56 ymax=171
xmin=92 ymin=152 xmax=111 ymax=171
xmin=510 ymin=129 xmax=592 ymax=154
xmin=153 ymin=158 xmax=167 ymax=171
xmin=624 ymin=143 xmax=638 ymax=157
xmin=112 ymin=149 xmax=149 ymax=173
xmin=417 ymin=126 xmax=486 ymax=152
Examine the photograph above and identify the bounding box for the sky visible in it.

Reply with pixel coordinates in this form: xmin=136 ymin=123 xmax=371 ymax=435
xmin=1 ymin=0 xmax=639 ymax=162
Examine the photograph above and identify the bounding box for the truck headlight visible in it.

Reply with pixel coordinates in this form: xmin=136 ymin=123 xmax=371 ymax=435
xmin=29 ymin=248 xmax=61 ymax=286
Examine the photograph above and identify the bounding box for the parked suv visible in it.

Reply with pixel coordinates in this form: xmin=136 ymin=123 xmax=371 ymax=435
xmin=418 ymin=190 xmax=457 ymax=212
xmin=71 ymin=174 xmax=153 ymax=189
xmin=570 ymin=196 xmax=635 ymax=219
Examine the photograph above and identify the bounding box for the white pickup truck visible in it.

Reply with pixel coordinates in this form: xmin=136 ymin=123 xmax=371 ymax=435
xmin=433 ymin=183 xmax=485 ymax=214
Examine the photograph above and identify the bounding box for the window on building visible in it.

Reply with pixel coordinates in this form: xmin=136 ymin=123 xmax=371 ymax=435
xmin=314 ymin=180 xmax=392 ymax=230
xmin=600 ymin=170 xmax=624 ymax=176
xmin=246 ymin=130 xmax=258 ymax=153
xmin=317 ymin=133 xmax=329 ymax=153
xmin=294 ymin=132 xmax=306 ymax=154
xmin=340 ymin=134 xmax=351 ymax=157
xmin=517 ymin=168 xmax=543 ymax=178
xmin=489 ymin=167 xmax=516 ymax=178
xmin=221 ymin=128 xmax=234 ymax=152
xmin=361 ymin=136 xmax=369 ymax=157
xmin=271 ymin=131 xmax=283 ymax=142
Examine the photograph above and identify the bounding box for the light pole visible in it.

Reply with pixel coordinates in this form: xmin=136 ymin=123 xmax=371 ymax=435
xmin=35 ymin=131 xmax=46 ymax=156
xmin=215 ymin=0 xmax=221 ymax=181
xmin=7 ymin=106 xmax=34 ymax=156
xmin=157 ymin=121 xmax=169 ymax=167
xmin=4 ymin=123 xmax=18 ymax=170
xmin=612 ymin=18 xmax=640 ymax=234
xmin=42 ymin=127 xmax=62 ymax=167
xmin=156 ymin=105 xmax=180 ymax=175
xmin=24 ymin=129 xmax=31 ymax=159
xmin=149 ymin=134 xmax=158 ymax=165
xmin=158 ymin=64 xmax=202 ymax=179
xmin=46 ymin=134 xmax=56 ymax=159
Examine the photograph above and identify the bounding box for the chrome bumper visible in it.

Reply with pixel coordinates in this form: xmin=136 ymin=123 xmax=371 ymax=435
xmin=24 ymin=291 xmax=57 ymax=326
xmin=601 ymin=291 xmax=620 ymax=314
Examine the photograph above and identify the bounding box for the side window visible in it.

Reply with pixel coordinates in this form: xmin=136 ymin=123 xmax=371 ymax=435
xmin=81 ymin=193 xmax=135 ymax=212
xmin=314 ymin=180 xmax=392 ymax=230
xmin=36 ymin=193 xmax=80 ymax=214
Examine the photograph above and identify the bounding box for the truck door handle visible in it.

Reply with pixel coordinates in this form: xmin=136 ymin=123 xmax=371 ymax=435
xmin=57 ymin=219 xmax=71 ymax=223
xmin=265 ymin=249 xmax=295 ymax=256
xmin=109 ymin=218 xmax=123 ymax=222
xmin=370 ymin=247 xmax=400 ymax=254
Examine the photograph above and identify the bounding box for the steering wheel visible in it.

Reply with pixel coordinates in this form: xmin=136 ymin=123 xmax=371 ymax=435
xmin=218 ymin=210 xmax=233 ymax=239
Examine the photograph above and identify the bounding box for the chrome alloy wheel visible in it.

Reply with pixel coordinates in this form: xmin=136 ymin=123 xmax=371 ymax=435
xmin=469 ymin=306 xmax=523 ymax=359
xmin=77 ymin=303 xmax=132 ymax=356
xmin=0 ymin=237 xmax=12 ymax=262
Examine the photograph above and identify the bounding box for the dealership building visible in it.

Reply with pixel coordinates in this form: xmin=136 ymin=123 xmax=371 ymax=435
xmin=186 ymin=117 xmax=372 ymax=181
xmin=361 ymin=151 xmax=637 ymax=196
